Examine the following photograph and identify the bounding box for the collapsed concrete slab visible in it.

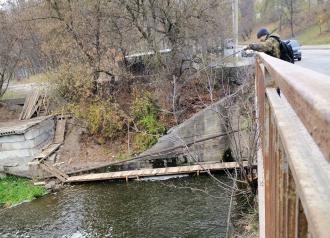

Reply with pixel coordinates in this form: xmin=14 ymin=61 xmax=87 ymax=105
xmin=138 ymin=82 xmax=254 ymax=164
xmin=0 ymin=116 xmax=55 ymax=177
xmin=139 ymin=97 xmax=230 ymax=163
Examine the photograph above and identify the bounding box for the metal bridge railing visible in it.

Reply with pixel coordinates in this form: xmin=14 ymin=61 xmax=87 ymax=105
xmin=255 ymin=53 xmax=330 ymax=238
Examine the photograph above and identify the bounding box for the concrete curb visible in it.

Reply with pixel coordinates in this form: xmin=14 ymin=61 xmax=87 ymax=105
xmin=301 ymin=45 xmax=330 ymax=50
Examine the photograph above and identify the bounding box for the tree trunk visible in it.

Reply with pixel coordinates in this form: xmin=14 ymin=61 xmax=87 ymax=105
xmin=172 ymin=75 xmax=179 ymax=124
xmin=290 ymin=0 xmax=294 ymax=38
xmin=92 ymin=70 xmax=100 ymax=95
xmin=279 ymin=0 xmax=283 ymax=33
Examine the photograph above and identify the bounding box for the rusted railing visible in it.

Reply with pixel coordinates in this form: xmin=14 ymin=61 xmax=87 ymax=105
xmin=256 ymin=53 xmax=330 ymax=238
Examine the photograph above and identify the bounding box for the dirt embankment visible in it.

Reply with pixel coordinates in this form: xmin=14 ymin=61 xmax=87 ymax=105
xmin=56 ymin=120 xmax=122 ymax=172
xmin=0 ymin=103 xmax=21 ymax=122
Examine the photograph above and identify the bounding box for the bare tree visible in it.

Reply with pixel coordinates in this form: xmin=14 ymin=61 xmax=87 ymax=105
xmin=239 ymin=0 xmax=255 ymax=41
xmin=0 ymin=10 xmax=22 ymax=97
xmin=42 ymin=0 xmax=124 ymax=93
xmin=286 ymin=0 xmax=296 ymax=37
xmin=119 ymin=0 xmax=232 ymax=123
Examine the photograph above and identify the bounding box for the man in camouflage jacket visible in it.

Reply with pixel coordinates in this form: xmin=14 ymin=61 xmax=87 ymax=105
xmin=247 ymin=28 xmax=281 ymax=58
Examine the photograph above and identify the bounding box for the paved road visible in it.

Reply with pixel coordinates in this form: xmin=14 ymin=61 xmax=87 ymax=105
xmin=7 ymin=82 xmax=40 ymax=92
xmin=295 ymin=49 xmax=330 ymax=76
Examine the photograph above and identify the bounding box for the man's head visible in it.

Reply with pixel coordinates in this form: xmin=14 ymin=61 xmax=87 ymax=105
xmin=257 ymin=28 xmax=269 ymax=42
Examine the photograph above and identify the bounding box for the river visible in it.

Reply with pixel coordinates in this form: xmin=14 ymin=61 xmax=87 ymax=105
xmin=0 ymin=174 xmax=237 ymax=238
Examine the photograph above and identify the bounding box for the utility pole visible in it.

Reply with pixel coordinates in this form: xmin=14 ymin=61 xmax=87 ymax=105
xmin=232 ymin=0 xmax=239 ymax=55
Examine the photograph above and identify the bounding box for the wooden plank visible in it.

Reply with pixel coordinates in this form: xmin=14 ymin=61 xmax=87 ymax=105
xmin=20 ymin=91 xmax=40 ymax=120
xmin=44 ymin=163 xmax=69 ymax=179
xmin=34 ymin=181 xmax=46 ymax=186
xmin=35 ymin=143 xmax=61 ymax=160
xmin=19 ymin=90 xmax=47 ymax=120
xmin=28 ymin=96 xmax=42 ymax=119
xmin=40 ymin=162 xmax=68 ymax=179
xmin=54 ymin=118 xmax=66 ymax=144
xmin=19 ymin=94 xmax=29 ymax=120
xmin=66 ymin=161 xmax=249 ymax=183
xmin=24 ymin=91 xmax=38 ymax=119
xmin=39 ymin=163 xmax=66 ymax=182
xmin=36 ymin=94 xmax=48 ymax=116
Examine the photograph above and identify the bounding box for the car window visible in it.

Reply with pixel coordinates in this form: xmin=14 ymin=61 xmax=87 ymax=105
xmin=289 ymin=40 xmax=299 ymax=47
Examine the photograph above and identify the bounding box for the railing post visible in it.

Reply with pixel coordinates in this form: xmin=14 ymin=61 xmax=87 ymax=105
xmin=269 ymin=106 xmax=277 ymax=238
xmin=264 ymin=95 xmax=271 ymax=237
xmin=296 ymin=199 xmax=308 ymax=238
xmin=256 ymin=56 xmax=278 ymax=238
xmin=280 ymin=149 xmax=288 ymax=238
xmin=287 ymin=171 xmax=297 ymax=238
xmin=258 ymin=56 xmax=281 ymax=238
xmin=275 ymin=128 xmax=281 ymax=238
xmin=256 ymin=57 xmax=266 ymax=238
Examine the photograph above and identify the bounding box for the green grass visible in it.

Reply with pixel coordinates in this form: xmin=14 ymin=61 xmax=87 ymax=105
xmin=296 ymin=24 xmax=330 ymax=45
xmin=116 ymin=152 xmax=131 ymax=161
xmin=0 ymin=176 xmax=47 ymax=208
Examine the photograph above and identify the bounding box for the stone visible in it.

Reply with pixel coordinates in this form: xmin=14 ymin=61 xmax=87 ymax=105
xmin=45 ymin=180 xmax=56 ymax=190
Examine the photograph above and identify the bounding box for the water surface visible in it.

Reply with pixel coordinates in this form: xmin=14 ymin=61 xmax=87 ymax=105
xmin=0 ymin=174 xmax=234 ymax=238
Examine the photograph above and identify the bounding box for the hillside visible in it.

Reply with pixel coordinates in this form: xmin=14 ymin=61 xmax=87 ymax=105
xmin=297 ymin=24 xmax=330 ymax=45
xmin=243 ymin=22 xmax=330 ymax=45
xmin=242 ymin=1 xmax=330 ymax=45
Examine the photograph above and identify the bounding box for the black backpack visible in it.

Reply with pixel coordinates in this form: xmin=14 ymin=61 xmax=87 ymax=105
xmin=269 ymin=36 xmax=295 ymax=64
